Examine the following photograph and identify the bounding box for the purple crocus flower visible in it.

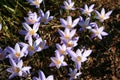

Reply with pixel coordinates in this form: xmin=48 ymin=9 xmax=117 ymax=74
xmin=6 ymin=43 xmax=26 ymax=62
xmin=67 ymin=49 xmax=92 ymax=69
xmin=33 ymin=70 xmax=54 ymax=80
xmin=7 ymin=58 xmax=31 ymax=79
xmin=17 ymin=42 xmax=29 ymax=57
xmin=18 ymin=37 xmax=40 ymax=57
xmin=34 ymin=37 xmax=48 ymax=52
xmin=61 ymin=0 xmax=75 ymax=10
xmin=55 ymin=44 xmax=68 ymax=56
xmin=49 ymin=52 xmax=67 ymax=69
xmin=39 ymin=9 xmax=53 ymax=24
xmin=24 ymin=11 xmax=40 ymax=25
xmin=60 ymin=16 xmax=79 ymax=29
xmin=91 ymin=26 xmax=108 ymax=39
xmin=62 ymin=37 xmax=79 ymax=49
xmin=58 ymin=28 xmax=76 ymax=41
xmin=26 ymin=0 xmax=43 ymax=8
xmin=95 ymin=8 xmax=112 ymax=22
xmin=79 ymin=16 xmax=90 ymax=31
xmin=20 ymin=22 xmax=40 ymax=40
xmin=26 ymin=37 xmax=42 ymax=56
xmin=68 ymin=68 xmax=81 ymax=80
xmin=80 ymin=4 xmax=94 ymax=16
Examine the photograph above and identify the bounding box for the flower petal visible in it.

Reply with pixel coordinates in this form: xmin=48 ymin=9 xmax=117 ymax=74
xmin=101 ymin=32 xmax=108 ymax=36
xmin=22 ymin=23 xmax=32 ymax=31
xmin=98 ymin=34 xmax=102 ymax=39
xmin=101 ymin=8 xmax=105 ymax=16
xmin=45 ymin=10 xmax=50 ymax=19
xmin=60 ymin=18 xmax=67 ymax=27
xmin=33 ymin=23 xmax=40 ymax=32
xmin=83 ymin=50 xmax=92 ymax=57
xmin=9 ymin=73 xmax=17 ymax=79
xmin=39 ymin=70 xmax=46 ymax=80
xmin=98 ymin=26 xmax=104 ymax=33
xmin=46 ymin=75 xmax=54 ymax=80
xmin=85 ymin=4 xmax=88 ymax=11
xmin=17 ymin=60 xmax=23 ymax=68
xmin=67 ymin=16 xmax=72 ymax=25
xmin=9 ymin=58 xmax=17 ymax=67
xmin=72 ymin=18 xmax=79 ymax=27
xmin=15 ymin=43 xmax=20 ymax=53
xmin=105 ymin=10 xmax=112 ymax=16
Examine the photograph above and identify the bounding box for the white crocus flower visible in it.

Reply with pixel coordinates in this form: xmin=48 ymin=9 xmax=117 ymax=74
xmin=95 ymin=8 xmax=112 ymax=22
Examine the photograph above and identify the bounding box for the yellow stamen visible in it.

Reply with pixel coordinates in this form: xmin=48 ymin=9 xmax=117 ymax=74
xmin=59 ymin=50 xmax=65 ymax=55
xmin=29 ymin=19 xmax=35 ymax=24
xmin=65 ymin=33 xmax=70 ymax=39
xmin=29 ymin=46 xmax=34 ymax=51
xmin=34 ymin=0 xmax=40 ymax=5
xmin=76 ymin=56 xmax=81 ymax=62
xmin=67 ymin=23 xmax=72 ymax=28
xmin=100 ymin=14 xmax=105 ymax=20
xmin=12 ymin=67 xmax=20 ymax=73
xmin=29 ymin=29 xmax=35 ymax=35
xmin=56 ymin=60 xmax=61 ymax=65
xmin=42 ymin=18 xmax=47 ymax=22
xmin=84 ymin=10 xmax=89 ymax=15
xmin=96 ymin=31 xmax=100 ymax=35
xmin=66 ymin=5 xmax=71 ymax=10
xmin=15 ymin=52 xmax=20 ymax=58
xmin=67 ymin=41 xmax=73 ymax=47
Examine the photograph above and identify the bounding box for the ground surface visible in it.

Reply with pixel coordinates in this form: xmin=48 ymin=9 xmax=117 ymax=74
xmin=0 ymin=0 xmax=120 ymax=80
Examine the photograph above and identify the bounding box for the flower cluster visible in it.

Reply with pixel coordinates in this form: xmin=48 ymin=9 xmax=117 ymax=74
xmin=0 ymin=0 xmax=112 ymax=80
xmin=79 ymin=4 xmax=112 ymax=40
xmin=0 ymin=0 xmax=54 ymax=79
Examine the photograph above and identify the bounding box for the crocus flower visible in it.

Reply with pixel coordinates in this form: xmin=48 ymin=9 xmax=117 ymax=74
xmin=60 ymin=16 xmax=79 ymax=29
xmin=68 ymin=68 xmax=81 ymax=80
xmin=80 ymin=4 xmax=94 ymax=16
xmin=49 ymin=52 xmax=67 ymax=69
xmin=17 ymin=42 xmax=29 ymax=57
xmin=20 ymin=22 xmax=40 ymax=40
xmin=95 ymin=8 xmax=112 ymax=22
xmin=58 ymin=28 xmax=76 ymax=41
xmin=24 ymin=11 xmax=40 ymax=25
xmin=55 ymin=44 xmax=68 ymax=56
xmin=26 ymin=0 xmax=43 ymax=8
xmin=79 ymin=16 xmax=90 ymax=31
xmin=91 ymin=26 xmax=108 ymax=39
xmin=62 ymin=37 xmax=79 ymax=48
xmin=33 ymin=70 xmax=54 ymax=80
xmin=7 ymin=58 xmax=31 ymax=79
xmin=26 ymin=37 xmax=42 ymax=56
xmin=0 ymin=24 xmax=2 ymax=30
xmin=86 ymin=22 xmax=98 ymax=30
xmin=67 ymin=49 xmax=92 ymax=69
xmin=6 ymin=43 xmax=26 ymax=62
xmin=61 ymin=0 xmax=75 ymax=10
xmin=34 ymin=37 xmax=48 ymax=52
xmin=39 ymin=9 xmax=53 ymax=24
